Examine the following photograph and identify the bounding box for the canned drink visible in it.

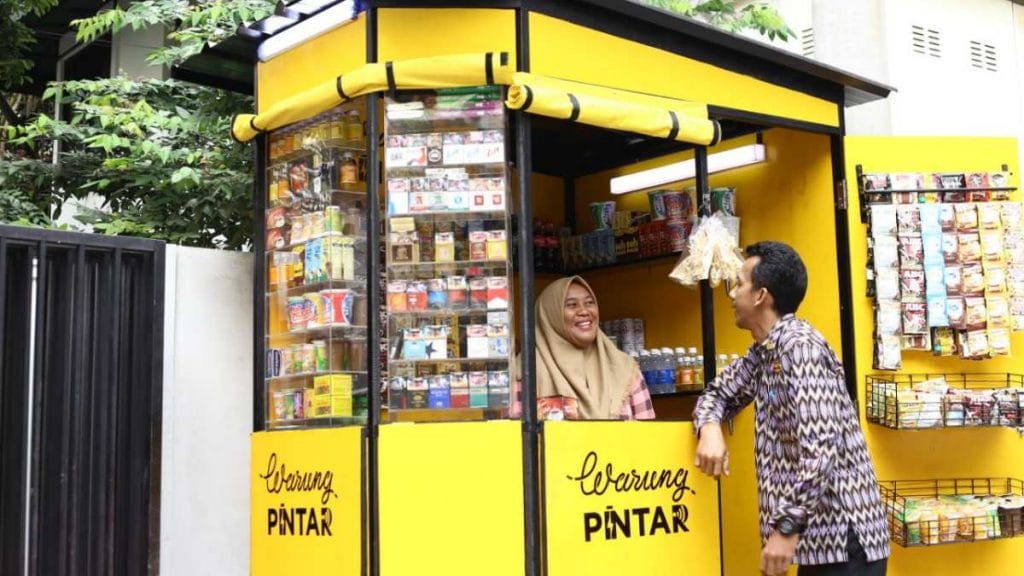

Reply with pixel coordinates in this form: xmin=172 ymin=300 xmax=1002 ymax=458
xmin=304 ymin=292 xmax=324 ymax=327
xmin=668 ymin=222 xmax=689 ymax=252
xmin=322 ymin=289 xmax=353 ymax=324
xmin=313 ymin=340 xmax=328 ymax=372
xmin=648 ymin=191 xmax=667 ymax=220
xmin=299 ymin=344 xmax=316 ymax=374
xmin=273 ymin=391 xmax=287 ymax=420
xmin=287 ymin=296 xmax=308 ymax=331
xmin=283 ymin=391 xmax=296 ymax=420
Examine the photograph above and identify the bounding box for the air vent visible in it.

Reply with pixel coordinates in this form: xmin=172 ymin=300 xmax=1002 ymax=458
xmin=801 ymin=28 xmax=814 ymax=58
xmin=912 ymin=25 xmax=941 ymax=57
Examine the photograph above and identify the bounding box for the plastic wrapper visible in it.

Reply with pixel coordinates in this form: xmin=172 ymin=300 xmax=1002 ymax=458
xmin=978 ymin=204 xmax=1003 ymax=230
xmin=955 ymin=204 xmax=979 ymax=232
xmin=964 ymin=297 xmax=988 ymax=331
xmin=875 ymin=334 xmax=902 ymax=370
xmin=985 ymin=265 xmax=1007 ymax=295
xmin=902 ymin=333 xmax=931 ymax=351
xmin=922 ymin=232 xmax=944 ymax=266
xmin=927 ymin=295 xmax=949 ymax=327
xmin=980 ymin=230 xmax=1005 ymax=263
xmin=900 ymin=269 xmax=926 ymax=299
xmin=1000 ymin=202 xmax=1022 ymax=229
xmin=877 ymin=300 xmax=902 ymax=335
xmin=987 ymin=296 xmax=1009 ymax=328
xmin=871 ymin=205 xmax=898 ymax=236
xmin=1005 ymin=230 xmax=1024 ymax=264
xmin=939 ymin=204 xmax=957 ymax=231
xmin=958 ymin=233 xmax=982 ymax=263
xmin=877 ymin=269 xmax=900 ymax=300
xmin=944 ymin=265 xmax=962 ymax=295
xmin=932 ymin=328 xmax=957 ymax=356
xmin=899 ymin=235 xmax=924 ymax=268
xmin=941 ymin=232 xmax=960 ymax=263
xmin=946 ymin=297 xmax=966 ymax=329
xmin=668 ymin=214 xmax=744 ymax=287
xmin=902 ymin=301 xmax=928 ymax=334
xmin=989 ymin=327 xmax=1011 ymax=357
xmin=874 ymin=236 xmax=900 ymax=269
xmin=897 ymin=205 xmax=922 ymax=236
xmin=925 ymin=263 xmax=946 ymax=297
xmin=961 ymin=264 xmax=985 ymax=296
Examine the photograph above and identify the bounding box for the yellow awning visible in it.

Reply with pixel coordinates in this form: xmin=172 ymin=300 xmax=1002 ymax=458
xmin=505 ymin=72 xmax=720 ymax=146
xmin=232 ymin=52 xmax=718 ymax=147
xmin=232 ymin=52 xmax=514 ymax=142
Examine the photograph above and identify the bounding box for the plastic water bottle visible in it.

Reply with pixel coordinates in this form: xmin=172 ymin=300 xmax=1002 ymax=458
xmin=659 ymin=347 xmax=676 ymax=391
xmin=717 ymin=353 xmax=729 ymax=376
xmin=689 ymin=347 xmax=704 ymax=387
xmin=638 ymin=350 xmax=652 ymax=387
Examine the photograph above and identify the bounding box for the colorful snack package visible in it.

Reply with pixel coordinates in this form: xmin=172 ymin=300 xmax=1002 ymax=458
xmin=985 ymin=265 xmax=1007 ymax=295
xmin=966 ymin=172 xmax=990 ymax=189
xmin=892 ymin=172 xmax=925 ymax=190
xmin=862 ymin=173 xmax=890 ymax=191
xmin=1010 ymin=296 xmax=1024 ymax=331
xmin=941 ymin=232 xmax=960 ymax=263
xmin=932 ymin=328 xmax=957 ymax=356
xmin=876 ymin=300 xmax=902 ymax=335
xmin=927 ymin=294 xmax=949 ymax=327
xmin=967 ymin=190 xmax=990 ymax=203
xmin=987 ymin=296 xmax=1010 ymax=328
xmin=901 ymin=333 xmax=931 ymax=351
xmin=919 ymin=203 xmax=942 ymax=234
xmin=874 ymin=236 xmax=900 ymax=269
xmin=922 ymin=232 xmax=944 ymax=265
xmin=978 ymin=204 xmax=1003 ymax=230
xmin=965 ymin=330 xmax=990 ymax=359
xmin=961 ymin=263 xmax=985 ymax=295
xmin=1000 ymin=202 xmax=1022 ymax=229
xmin=958 ymin=233 xmax=982 ymax=263
xmin=964 ymin=297 xmax=988 ymax=330
xmin=955 ymin=204 xmax=979 ymax=231
xmin=1008 ymin=265 xmax=1024 ymax=295
xmin=939 ymin=204 xmax=957 ymax=231
xmin=980 ymin=230 xmax=1005 ymax=263
xmin=946 ymin=297 xmax=966 ymax=329
xmin=988 ymin=328 xmax=1011 ymax=356
xmin=387 ymin=281 xmax=409 ymax=311
xmin=1004 ymin=229 xmax=1024 ymax=264
xmin=902 ymin=301 xmax=928 ymax=334
xmin=899 ymin=235 xmax=925 ymax=268
xmin=870 ymin=205 xmax=898 ymax=236
xmin=875 ymin=335 xmax=902 ymax=370
xmin=901 ymin=269 xmax=926 ymax=298
xmin=944 ymin=265 xmax=963 ymax=295
xmin=897 ymin=205 xmax=922 ymax=235
xmin=925 ymin=263 xmax=946 ymax=297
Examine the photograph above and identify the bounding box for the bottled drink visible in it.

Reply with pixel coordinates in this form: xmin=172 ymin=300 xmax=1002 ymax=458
xmin=659 ymin=347 xmax=676 ymax=391
xmin=730 ymin=353 xmax=740 ymax=365
xmin=648 ymin=349 xmax=662 ymax=393
xmin=717 ymin=353 xmax=729 ymax=376
xmin=638 ymin=350 xmax=652 ymax=386
xmin=689 ymin=347 xmax=704 ymax=387
xmin=673 ymin=347 xmax=688 ymax=388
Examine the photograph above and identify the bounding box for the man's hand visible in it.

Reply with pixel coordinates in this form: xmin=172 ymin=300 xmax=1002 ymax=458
xmin=695 ymin=423 xmax=729 ymax=477
xmin=760 ymin=531 xmax=799 ymax=576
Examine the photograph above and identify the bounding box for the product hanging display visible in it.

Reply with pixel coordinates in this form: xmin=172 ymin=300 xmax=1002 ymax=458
xmin=862 ymin=169 xmax=1022 ymax=370
xmin=263 ymin=101 xmax=371 ymax=428
xmin=383 ymin=86 xmax=513 ymax=417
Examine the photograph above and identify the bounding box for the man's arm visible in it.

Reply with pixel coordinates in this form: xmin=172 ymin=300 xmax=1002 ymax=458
xmin=692 ymin=347 xmax=759 ymax=477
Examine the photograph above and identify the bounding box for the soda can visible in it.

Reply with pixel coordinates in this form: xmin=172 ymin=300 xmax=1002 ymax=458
xmin=313 ymin=340 xmax=328 ymax=372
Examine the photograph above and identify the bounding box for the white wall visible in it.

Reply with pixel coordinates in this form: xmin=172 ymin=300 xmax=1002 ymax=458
xmin=160 ymin=246 xmax=253 ymax=576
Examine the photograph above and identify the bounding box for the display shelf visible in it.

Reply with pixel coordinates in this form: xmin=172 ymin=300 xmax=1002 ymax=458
xmin=267 ymin=416 xmax=368 ymax=430
xmin=650 ymin=389 xmax=705 ymax=398
xmin=861 ymin=186 xmax=1017 ymax=194
xmin=266 ymin=231 xmax=365 ymax=254
xmin=387 ymin=259 xmax=508 ymax=270
xmin=269 ymin=140 xmax=367 ymax=166
xmin=269 ymin=189 xmax=367 ymax=208
xmin=383 ymin=161 xmax=506 ymax=172
xmin=266 ymin=370 xmax=366 ymax=383
xmin=867 ymin=373 xmax=1024 ymax=430
xmin=388 ymin=357 xmax=510 ymax=365
xmin=534 ymin=252 xmax=681 ymax=276
xmin=387 ymin=209 xmax=507 ymax=218
xmin=267 ymin=324 xmax=368 ymax=340
xmin=387 ymin=307 xmax=507 ymax=317
xmin=266 ymin=278 xmax=366 ymax=298
xmin=881 ymin=478 xmax=1024 ymax=547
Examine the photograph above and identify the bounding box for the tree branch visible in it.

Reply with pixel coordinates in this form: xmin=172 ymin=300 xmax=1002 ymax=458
xmin=0 ymin=91 xmax=24 ymax=126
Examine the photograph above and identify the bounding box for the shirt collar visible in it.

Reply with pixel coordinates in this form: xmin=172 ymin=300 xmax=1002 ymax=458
xmin=757 ymin=313 xmax=797 ymax=353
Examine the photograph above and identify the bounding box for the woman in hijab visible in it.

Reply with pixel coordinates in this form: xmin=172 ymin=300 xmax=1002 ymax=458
xmin=511 ymin=276 xmax=655 ymax=420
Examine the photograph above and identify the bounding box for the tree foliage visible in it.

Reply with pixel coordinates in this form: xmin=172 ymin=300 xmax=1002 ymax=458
xmin=640 ymin=0 xmax=793 ymax=41
xmin=0 ymin=0 xmax=59 ymax=92
xmin=3 ymin=77 xmax=254 ymax=248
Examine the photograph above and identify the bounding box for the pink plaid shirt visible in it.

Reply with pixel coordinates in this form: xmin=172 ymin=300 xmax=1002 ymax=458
xmin=510 ymin=367 xmax=655 ymax=420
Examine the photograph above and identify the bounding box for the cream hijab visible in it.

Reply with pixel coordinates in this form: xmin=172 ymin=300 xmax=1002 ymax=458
xmin=527 ymin=276 xmax=637 ymax=420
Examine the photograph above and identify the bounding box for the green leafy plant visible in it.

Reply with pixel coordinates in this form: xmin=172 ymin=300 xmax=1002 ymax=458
xmin=0 ymin=0 xmax=59 ymax=92
xmin=640 ymin=0 xmax=793 ymax=41
xmin=4 ymin=77 xmax=255 ymax=248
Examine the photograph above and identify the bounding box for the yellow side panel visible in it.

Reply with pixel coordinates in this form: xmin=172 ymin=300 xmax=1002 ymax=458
xmin=566 ymin=128 xmax=836 ymax=574
xmin=377 ymin=8 xmax=517 ymax=65
xmin=378 ymin=421 xmax=524 ymax=576
xmin=257 ymin=16 xmax=367 ymax=113
xmin=529 ymin=13 xmax=838 ymax=129
xmin=844 ymin=135 xmax=1024 ymax=576
xmin=543 ymin=421 xmax=721 ymax=575
xmin=251 ymin=427 xmax=364 ymax=576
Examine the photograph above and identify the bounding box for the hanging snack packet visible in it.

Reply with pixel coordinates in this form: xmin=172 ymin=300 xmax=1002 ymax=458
xmin=944 ymin=265 xmax=963 ymax=295
xmin=988 ymin=328 xmax=1011 ymax=357
xmin=941 ymin=232 xmax=960 ymax=263
xmin=987 ymin=296 xmax=1010 ymax=328
xmin=919 ymin=204 xmax=941 ymax=233
xmin=901 ymin=269 xmax=926 ymax=299
xmin=955 ymin=203 xmax=979 ymax=231
xmin=964 ymin=297 xmax=988 ymax=330
xmin=939 ymin=204 xmax=957 ymax=231
xmin=897 ymin=205 xmax=922 ymax=236
xmin=874 ymin=236 xmax=899 ymax=269
xmin=1005 ymin=230 xmax=1024 ymax=264
xmin=958 ymin=233 xmax=982 ymax=263
xmin=871 ymin=205 xmax=898 ymax=236
xmin=1008 ymin=265 xmax=1024 ymax=295
xmin=984 ymin=265 xmax=1007 ymax=295
xmin=978 ymin=204 xmax=1003 ymax=230
xmin=1000 ymin=202 xmax=1022 ymax=229
xmin=946 ymin=297 xmax=966 ymax=329
xmin=877 ymin=269 xmax=901 ymax=300
xmin=902 ymin=301 xmax=928 ymax=334
xmin=922 ymin=232 xmax=944 ymax=266
xmin=961 ymin=264 xmax=985 ymax=295
xmin=965 ymin=330 xmax=990 ymax=359
xmin=875 ymin=335 xmax=902 ymax=370
xmin=877 ymin=300 xmax=902 ymax=335
xmin=980 ymin=230 xmax=1005 ymax=263
xmin=1010 ymin=296 xmax=1024 ymax=331
xmin=927 ymin=295 xmax=949 ymax=327
xmin=899 ymin=235 xmax=925 ymax=268
xmin=902 ymin=333 xmax=931 ymax=351
xmin=932 ymin=328 xmax=957 ymax=356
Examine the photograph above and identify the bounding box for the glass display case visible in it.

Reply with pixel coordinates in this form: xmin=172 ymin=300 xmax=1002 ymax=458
xmin=264 ymin=100 xmax=370 ymax=429
xmin=382 ymin=86 xmax=513 ymax=420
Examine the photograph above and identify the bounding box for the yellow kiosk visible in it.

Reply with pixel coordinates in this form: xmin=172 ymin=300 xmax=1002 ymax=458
xmin=178 ymin=1 xmax=1022 ymax=574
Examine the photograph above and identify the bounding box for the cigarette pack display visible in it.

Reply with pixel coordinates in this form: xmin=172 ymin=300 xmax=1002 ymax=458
xmin=487 ymin=276 xmax=509 ymax=309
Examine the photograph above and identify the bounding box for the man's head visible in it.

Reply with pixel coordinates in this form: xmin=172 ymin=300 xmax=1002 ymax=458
xmin=728 ymin=241 xmax=807 ymax=331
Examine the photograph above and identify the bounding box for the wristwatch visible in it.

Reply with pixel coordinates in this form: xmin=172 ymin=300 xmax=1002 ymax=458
xmin=775 ymin=516 xmax=803 ymax=536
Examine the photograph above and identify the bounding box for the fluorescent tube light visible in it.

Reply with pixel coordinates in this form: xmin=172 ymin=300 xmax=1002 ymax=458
xmin=257 ymin=0 xmax=358 ymax=62
xmin=609 ymin=143 xmax=766 ymax=195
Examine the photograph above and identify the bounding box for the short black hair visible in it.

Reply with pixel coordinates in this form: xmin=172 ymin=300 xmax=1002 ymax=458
xmin=744 ymin=241 xmax=808 ymax=316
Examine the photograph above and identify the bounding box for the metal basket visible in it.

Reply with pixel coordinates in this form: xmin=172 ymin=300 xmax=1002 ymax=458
xmin=866 ymin=373 xmax=1024 ymax=429
xmin=880 ymin=478 xmax=1024 ymax=547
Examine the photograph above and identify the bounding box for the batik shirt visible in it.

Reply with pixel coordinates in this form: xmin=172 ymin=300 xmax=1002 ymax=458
xmin=693 ymin=315 xmax=890 ymax=565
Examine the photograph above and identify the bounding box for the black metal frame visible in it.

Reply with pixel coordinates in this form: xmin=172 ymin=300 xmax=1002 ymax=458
xmin=0 ymin=225 xmax=165 ymax=576
xmin=242 ymin=3 xmax=887 ymax=575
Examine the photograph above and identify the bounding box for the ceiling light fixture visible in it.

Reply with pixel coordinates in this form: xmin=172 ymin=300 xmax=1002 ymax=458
xmin=257 ymin=0 xmax=358 ymax=62
xmin=609 ymin=143 xmax=766 ymax=195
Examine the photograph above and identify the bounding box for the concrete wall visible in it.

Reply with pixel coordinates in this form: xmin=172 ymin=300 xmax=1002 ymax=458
xmin=160 ymin=246 xmax=252 ymax=576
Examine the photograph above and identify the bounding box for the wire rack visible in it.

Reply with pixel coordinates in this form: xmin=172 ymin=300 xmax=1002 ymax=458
xmin=881 ymin=478 xmax=1024 ymax=547
xmin=866 ymin=373 xmax=1024 ymax=429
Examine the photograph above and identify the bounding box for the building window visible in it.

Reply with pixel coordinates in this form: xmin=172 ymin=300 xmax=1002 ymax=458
xmin=970 ymin=40 xmax=998 ymax=72
xmin=912 ymin=25 xmax=941 ymax=58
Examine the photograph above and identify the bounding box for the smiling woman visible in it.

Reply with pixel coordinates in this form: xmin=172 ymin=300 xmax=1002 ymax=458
xmin=511 ymin=276 xmax=655 ymax=420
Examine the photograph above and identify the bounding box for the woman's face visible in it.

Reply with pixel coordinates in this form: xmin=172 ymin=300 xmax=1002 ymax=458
xmin=563 ymin=282 xmax=599 ymax=347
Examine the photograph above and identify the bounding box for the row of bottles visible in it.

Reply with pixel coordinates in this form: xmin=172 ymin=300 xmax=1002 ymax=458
xmin=634 ymin=348 xmax=741 ymax=395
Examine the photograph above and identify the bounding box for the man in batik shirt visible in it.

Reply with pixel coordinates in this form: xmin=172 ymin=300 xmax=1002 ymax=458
xmin=693 ymin=241 xmax=890 ymax=576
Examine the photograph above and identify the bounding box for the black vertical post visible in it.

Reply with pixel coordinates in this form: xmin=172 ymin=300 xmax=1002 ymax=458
xmin=694 ymin=147 xmax=717 ymax=383
xmin=365 ymin=5 xmax=381 ymax=576
xmin=516 ymin=6 xmax=540 ymax=576
xmin=28 ymin=241 xmax=46 ymax=576
xmin=253 ymin=133 xmax=268 ymax=433
xmin=830 ymin=111 xmax=858 ymax=403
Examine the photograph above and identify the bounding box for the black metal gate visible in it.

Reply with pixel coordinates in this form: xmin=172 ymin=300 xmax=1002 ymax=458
xmin=0 ymin=225 xmax=164 ymax=576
